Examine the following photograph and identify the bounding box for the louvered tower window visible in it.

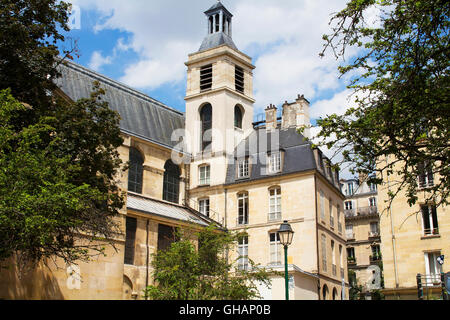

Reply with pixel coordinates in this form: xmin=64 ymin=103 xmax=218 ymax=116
xmin=200 ymin=64 xmax=213 ymax=91
xmin=235 ymin=65 xmax=244 ymax=93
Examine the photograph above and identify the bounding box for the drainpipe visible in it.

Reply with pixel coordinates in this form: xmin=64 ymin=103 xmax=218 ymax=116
xmin=386 ymin=156 xmax=399 ymax=291
xmin=145 ymin=219 xmax=150 ymax=300
xmin=224 ymin=188 xmax=228 ymax=229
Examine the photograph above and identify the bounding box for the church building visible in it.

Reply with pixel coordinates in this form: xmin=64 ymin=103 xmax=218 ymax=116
xmin=0 ymin=1 xmax=348 ymax=300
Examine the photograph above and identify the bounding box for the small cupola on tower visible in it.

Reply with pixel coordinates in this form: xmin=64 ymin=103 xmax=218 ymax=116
xmin=199 ymin=1 xmax=238 ymax=52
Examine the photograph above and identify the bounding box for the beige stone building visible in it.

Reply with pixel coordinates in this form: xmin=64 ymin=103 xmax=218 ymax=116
xmin=377 ymin=157 xmax=449 ymax=300
xmin=0 ymin=1 xmax=349 ymax=300
xmin=341 ymin=175 xmax=383 ymax=297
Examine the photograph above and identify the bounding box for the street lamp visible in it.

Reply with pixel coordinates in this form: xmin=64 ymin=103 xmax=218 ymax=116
xmin=278 ymin=220 xmax=294 ymax=300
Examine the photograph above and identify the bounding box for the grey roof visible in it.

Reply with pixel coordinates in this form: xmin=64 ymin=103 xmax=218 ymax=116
xmin=199 ymin=32 xmax=238 ymax=52
xmin=205 ymin=1 xmax=233 ymax=16
xmin=225 ymin=127 xmax=318 ymax=185
xmin=127 ymin=193 xmax=211 ymax=226
xmin=55 ymin=61 xmax=185 ymax=150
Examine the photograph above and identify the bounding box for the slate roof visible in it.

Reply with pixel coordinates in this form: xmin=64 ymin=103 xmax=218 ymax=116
xmin=199 ymin=32 xmax=238 ymax=52
xmin=127 ymin=193 xmax=213 ymax=226
xmin=55 ymin=60 xmax=185 ymax=150
xmin=205 ymin=1 xmax=233 ymax=16
xmin=225 ymin=127 xmax=319 ymax=185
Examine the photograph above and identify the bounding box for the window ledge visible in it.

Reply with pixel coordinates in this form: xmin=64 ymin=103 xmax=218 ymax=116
xmin=421 ymin=234 xmax=441 ymax=240
xmin=198 ymin=184 xmax=211 ymax=188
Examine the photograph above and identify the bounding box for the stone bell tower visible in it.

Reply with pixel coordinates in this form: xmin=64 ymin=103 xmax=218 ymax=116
xmin=185 ymin=1 xmax=255 ymax=188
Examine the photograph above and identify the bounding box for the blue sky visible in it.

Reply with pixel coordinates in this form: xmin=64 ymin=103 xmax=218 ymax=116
xmin=59 ymin=0 xmax=371 ymax=121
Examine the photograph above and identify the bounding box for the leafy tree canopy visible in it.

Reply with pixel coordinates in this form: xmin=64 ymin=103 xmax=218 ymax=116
xmin=315 ymin=0 xmax=449 ymax=209
xmin=0 ymin=0 xmax=125 ymax=270
xmin=145 ymin=225 xmax=275 ymax=300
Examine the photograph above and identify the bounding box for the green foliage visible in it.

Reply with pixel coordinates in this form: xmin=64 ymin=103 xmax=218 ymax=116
xmin=144 ymin=225 xmax=276 ymax=300
xmin=0 ymin=0 xmax=125 ymax=270
xmin=316 ymin=0 xmax=449 ymax=210
xmin=0 ymin=88 xmax=125 ymax=268
xmin=0 ymin=0 xmax=73 ymax=109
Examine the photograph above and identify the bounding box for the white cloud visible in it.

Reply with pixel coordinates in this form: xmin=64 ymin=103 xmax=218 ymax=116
xmin=88 ymin=51 xmax=113 ymax=71
xmin=71 ymin=0 xmax=358 ymax=101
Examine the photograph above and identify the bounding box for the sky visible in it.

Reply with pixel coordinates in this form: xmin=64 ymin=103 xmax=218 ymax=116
xmin=60 ymin=0 xmax=373 ymax=176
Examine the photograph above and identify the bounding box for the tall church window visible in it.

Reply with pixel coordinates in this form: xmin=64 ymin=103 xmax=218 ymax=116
xmin=163 ymin=160 xmax=180 ymax=204
xmin=234 ymin=105 xmax=243 ymax=129
xmin=124 ymin=217 xmax=137 ymax=265
xmin=200 ymin=103 xmax=213 ymax=151
xmin=235 ymin=65 xmax=244 ymax=93
xmin=158 ymin=224 xmax=177 ymax=252
xmin=200 ymin=64 xmax=213 ymax=91
xmin=128 ymin=147 xmax=144 ymax=194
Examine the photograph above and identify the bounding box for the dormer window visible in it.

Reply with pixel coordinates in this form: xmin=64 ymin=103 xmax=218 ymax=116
xmin=268 ymin=152 xmax=282 ymax=174
xmin=237 ymin=158 xmax=250 ymax=179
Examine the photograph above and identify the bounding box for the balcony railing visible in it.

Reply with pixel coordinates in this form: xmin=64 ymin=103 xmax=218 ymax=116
xmin=423 ymin=228 xmax=439 ymax=236
xmin=347 ymin=257 xmax=356 ymax=265
xmin=237 ymin=217 xmax=249 ymax=226
xmin=370 ymin=255 xmax=382 ymax=263
xmin=346 ymin=232 xmax=355 ymax=240
xmin=345 ymin=206 xmax=378 ymax=218
xmin=369 ymin=231 xmax=380 ymax=238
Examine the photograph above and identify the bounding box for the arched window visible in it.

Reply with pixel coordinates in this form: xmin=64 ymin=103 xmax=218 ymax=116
xmin=322 ymin=285 xmax=329 ymax=300
xmin=332 ymin=288 xmax=338 ymax=300
xmin=128 ymin=148 xmax=144 ymax=194
xmin=200 ymin=104 xmax=212 ymax=151
xmin=234 ymin=105 xmax=243 ymax=129
xmin=163 ymin=160 xmax=180 ymax=204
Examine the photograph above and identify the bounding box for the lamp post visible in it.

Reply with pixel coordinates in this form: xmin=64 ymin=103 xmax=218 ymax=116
xmin=278 ymin=220 xmax=294 ymax=301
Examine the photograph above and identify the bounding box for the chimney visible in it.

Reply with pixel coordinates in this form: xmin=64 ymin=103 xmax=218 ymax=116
xmin=265 ymin=104 xmax=278 ymax=131
xmin=295 ymin=94 xmax=311 ymax=139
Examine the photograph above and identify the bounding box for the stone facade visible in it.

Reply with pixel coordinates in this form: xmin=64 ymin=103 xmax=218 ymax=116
xmin=0 ymin=1 xmax=351 ymax=300
xmin=377 ymin=159 xmax=449 ymax=300
xmin=341 ymin=176 xmax=382 ymax=297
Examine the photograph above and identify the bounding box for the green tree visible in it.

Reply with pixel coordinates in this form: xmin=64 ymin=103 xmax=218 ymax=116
xmin=0 ymin=87 xmax=124 ymax=269
xmin=144 ymin=225 xmax=275 ymax=300
xmin=314 ymin=0 xmax=449 ymax=210
xmin=0 ymin=0 xmax=125 ymax=270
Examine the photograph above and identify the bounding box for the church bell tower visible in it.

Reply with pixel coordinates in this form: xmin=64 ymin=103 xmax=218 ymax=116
xmin=185 ymin=1 xmax=255 ymax=188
